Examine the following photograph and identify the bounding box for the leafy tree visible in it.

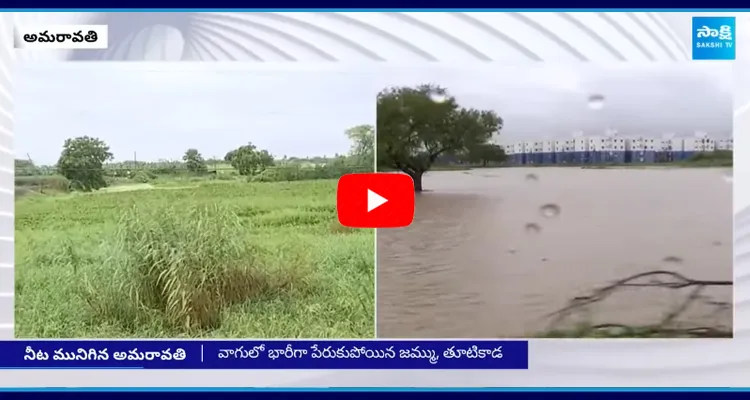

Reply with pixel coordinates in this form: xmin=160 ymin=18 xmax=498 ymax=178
xmin=345 ymin=124 xmax=374 ymax=171
xmin=256 ymin=149 xmax=274 ymax=171
xmin=182 ymin=148 xmax=208 ymax=174
xmin=377 ymin=84 xmax=503 ymax=191
xmin=226 ymin=143 xmax=275 ymax=176
xmin=464 ymin=143 xmax=507 ymax=167
xmin=57 ymin=136 xmax=114 ymax=191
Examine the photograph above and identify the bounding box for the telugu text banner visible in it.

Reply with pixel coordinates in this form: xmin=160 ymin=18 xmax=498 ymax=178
xmin=14 ymin=340 xmax=528 ymax=369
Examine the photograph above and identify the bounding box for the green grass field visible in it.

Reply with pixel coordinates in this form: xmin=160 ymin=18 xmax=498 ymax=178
xmin=15 ymin=179 xmax=374 ymax=338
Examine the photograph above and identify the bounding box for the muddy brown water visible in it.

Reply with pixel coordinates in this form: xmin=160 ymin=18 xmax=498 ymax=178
xmin=376 ymin=167 xmax=733 ymax=338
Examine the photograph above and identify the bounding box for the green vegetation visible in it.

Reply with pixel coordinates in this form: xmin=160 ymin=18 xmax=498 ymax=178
xmin=16 ymin=125 xmax=375 ymax=194
xmin=15 ymin=125 xmax=375 ymax=338
xmin=224 ymin=143 xmax=275 ymax=176
xmin=578 ymin=151 xmax=733 ymax=170
xmin=251 ymin=162 xmax=365 ymax=183
xmin=57 ymin=136 xmax=114 ymax=191
xmin=679 ymin=150 xmax=733 ymax=167
xmin=15 ymin=175 xmax=70 ymax=197
xmin=182 ymin=148 xmax=208 ymax=175
xmin=14 ymin=159 xmax=40 ymax=176
xmin=376 ymin=84 xmax=504 ymax=191
xmin=345 ymin=125 xmax=375 ymax=168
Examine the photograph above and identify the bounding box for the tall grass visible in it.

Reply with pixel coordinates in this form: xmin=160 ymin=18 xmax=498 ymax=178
xmin=105 ymin=206 xmax=280 ymax=331
xmin=15 ymin=180 xmax=374 ymax=338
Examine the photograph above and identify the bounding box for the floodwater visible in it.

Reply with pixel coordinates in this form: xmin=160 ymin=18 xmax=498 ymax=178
xmin=376 ymin=167 xmax=733 ymax=338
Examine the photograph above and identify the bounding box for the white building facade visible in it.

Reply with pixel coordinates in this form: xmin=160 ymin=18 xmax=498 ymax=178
xmin=501 ymin=133 xmax=728 ymax=165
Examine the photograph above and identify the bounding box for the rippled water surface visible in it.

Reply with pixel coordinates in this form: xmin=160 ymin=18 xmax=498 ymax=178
xmin=376 ymin=167 xmax=733 ymax=338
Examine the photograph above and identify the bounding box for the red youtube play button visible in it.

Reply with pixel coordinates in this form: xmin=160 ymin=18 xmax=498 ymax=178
xmin=337 ymin=173 xmax=415 ymax=228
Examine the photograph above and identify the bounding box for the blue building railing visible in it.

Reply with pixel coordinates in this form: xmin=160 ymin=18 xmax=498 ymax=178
xmin=507 ymin=150 xmax=693 ymax=165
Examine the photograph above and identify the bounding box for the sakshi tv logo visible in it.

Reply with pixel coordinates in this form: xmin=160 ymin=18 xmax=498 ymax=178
xmin=692 ymin=16 xmax=735 ymax=60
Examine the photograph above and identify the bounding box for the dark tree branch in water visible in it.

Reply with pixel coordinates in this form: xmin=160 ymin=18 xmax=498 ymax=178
xmin=543 ymin=270 xmax=732 ymax=338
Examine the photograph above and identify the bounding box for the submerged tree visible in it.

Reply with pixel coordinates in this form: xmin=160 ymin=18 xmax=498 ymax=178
xmin=376 ymin=84 xmax=503 ymax=191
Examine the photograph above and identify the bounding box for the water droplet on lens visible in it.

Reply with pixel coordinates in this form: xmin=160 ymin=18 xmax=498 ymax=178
xmin=712 ymin=241 xmax=723 ymax=247
xmin=539 ymin=203 xmax=561 ymax=218
xmin=525 ymin=223 xmax=541 ymax=234
xmin=662 ymin=256 xmax=683 ymax=264
xmin=525 ymin=173 xmax=538 ymax=182
xmin=508 ymin=248 xmax=518 ymax=255
xmin=588 ymin=94 xmax=605 ymax=110
xmin=540 ymin=257 xmax=548 ymax=262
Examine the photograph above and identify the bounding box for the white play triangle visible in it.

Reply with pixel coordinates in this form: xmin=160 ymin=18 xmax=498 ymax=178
xmin=367 ymin=189 xmax=388 ymax=213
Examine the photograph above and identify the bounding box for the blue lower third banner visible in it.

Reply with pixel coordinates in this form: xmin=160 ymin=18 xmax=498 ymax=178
xmin=13 ymin=340 xmax=528 ymax=369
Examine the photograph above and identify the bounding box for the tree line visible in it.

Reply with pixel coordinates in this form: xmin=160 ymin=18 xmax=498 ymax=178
xmin=19 ymin=125 xmax=375 ymax=192
xmin=19 ymin=81 xmax=507 ymax=194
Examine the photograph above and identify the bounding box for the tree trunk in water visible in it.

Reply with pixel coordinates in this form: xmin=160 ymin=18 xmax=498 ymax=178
xmin=405 ymin=170 xmax=424 ymax=192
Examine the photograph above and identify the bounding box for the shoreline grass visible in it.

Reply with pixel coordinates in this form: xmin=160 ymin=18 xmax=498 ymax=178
xmin=15 ymin=179 xmax=374 ymax=338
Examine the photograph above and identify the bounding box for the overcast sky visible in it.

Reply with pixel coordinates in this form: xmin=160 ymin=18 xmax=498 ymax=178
xmin=375 ymin=63 xmax=734 ymax=144
xmin=16 ymin=63 xmax=732 ymax=164
xmin=15 ymin=63 xmax=376 ymax=164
